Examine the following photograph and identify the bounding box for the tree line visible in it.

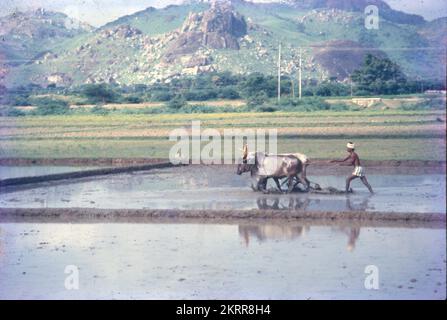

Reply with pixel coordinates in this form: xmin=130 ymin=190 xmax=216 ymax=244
xmin=1 ymin=54 xmax=445 ymax=111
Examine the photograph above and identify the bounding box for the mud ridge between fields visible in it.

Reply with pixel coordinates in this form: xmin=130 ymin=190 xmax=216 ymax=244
xmin=0 ymin=158 xmax=167 ymax=166
xmin=0 ymin=208 xmax=445 ymax=224
xmin=0 ymin=162 xmax=176 ymax=189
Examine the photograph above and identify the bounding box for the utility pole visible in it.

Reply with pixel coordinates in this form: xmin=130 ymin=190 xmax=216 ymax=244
xmin=291 ymin=79 xmax=295 ymax=98
xmin=298 ymin=47 xmax=302 ymax=100
xmin=350 ymin=75 xmax=353 ymax=97
xmin=277 ymin=43 xmax=281 ymax=104
xmin=417 ymin=76 xmax=423 ymax=93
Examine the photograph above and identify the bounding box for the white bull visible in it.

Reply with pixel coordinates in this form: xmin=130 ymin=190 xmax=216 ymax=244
xmin=236 ymin=151 xmax=310 ymax=193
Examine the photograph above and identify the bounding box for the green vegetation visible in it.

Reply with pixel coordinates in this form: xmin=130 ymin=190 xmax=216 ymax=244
xmin=81 ymin=84 xmax=119 ymax=104
xmin=351 ymin=54 xmax=408 ymax=95
xmin=89 ymin=105 xmax=110 ymax=115
xmin=167 ymin=95 xmax=187 ymax=110
xmin=0 ymin=110 xmax=444 ymax=161
xmin=32 ymin=98 xmax=70 ymax=115
xmin=3 ymin=64 xmax=445 ymax=115
xmin=4 ymin=1 xmax=446 ymax=89
xmin=400 ymin=97 xmax=446 ymax=111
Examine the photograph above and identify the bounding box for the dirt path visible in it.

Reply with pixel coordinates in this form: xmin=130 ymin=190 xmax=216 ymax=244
xmin=0 ymin=208 xmax=444 ymax=224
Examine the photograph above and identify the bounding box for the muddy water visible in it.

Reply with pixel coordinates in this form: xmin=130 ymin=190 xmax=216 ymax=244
xmin=0 ymin=166 xmax=99 ymax=180
xmin=0 ymin=221 xmax=444 ymax=299
xmin=0 ymin=165 xmax=445 ymax=214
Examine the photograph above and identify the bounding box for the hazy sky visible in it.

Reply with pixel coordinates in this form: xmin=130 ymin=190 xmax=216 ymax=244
xmin=1 ymin=0 xmax=446 ymax=26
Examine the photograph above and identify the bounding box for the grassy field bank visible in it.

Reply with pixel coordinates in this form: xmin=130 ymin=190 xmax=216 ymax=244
xmin=0 ymin=110 xmax=445 ymax=161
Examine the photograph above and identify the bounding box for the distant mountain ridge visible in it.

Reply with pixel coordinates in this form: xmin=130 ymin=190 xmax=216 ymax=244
xmin=190 ymin=0 xmax=426 ymax=24
xmin=0 ymin=8 xmax=92 ymax=65
xmin=1 ymin=0 xmax=445 ymax=88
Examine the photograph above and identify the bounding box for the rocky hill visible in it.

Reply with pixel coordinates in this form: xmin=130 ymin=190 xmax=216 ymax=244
xmin=164 ymin=1 xmax=247 ymax=62
xmin=1 ymin=0 xmax=445 ymax=88
xmin=0 ymin=8 xmax=92 ymax=64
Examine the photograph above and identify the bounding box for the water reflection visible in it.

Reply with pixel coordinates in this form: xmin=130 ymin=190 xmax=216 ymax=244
xmin=256 ymin=195 xmax=372 ymax=211
xmin=239 ymin=224 xmax=310 ymax=246
xmin=256 ymin=197 xmax=311 ymax=210
xmin=0 ymin=226 xmax=3 ymax=260
xmin=345 ymin=196 xmax=372 ymax=212
xmin=335 ymin=226 xmax=361 ymax=252
xmin=239 ymin=223 xmax=361 ymax=252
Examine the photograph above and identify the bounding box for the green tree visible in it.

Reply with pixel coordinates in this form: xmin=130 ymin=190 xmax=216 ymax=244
xmin=351 ymin=54 xmax=407 ymax=95
xmin=247 ymin=91 xmax=269 ymax=108
xmin=238 ymin=73 xmax=276 ymax=99
xmin=82 ymin=84 xmax=119 ymax=103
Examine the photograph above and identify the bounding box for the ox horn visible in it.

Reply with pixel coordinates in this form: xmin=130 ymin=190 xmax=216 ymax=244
xmin=242 ymin=144 xmax=248 ymax=160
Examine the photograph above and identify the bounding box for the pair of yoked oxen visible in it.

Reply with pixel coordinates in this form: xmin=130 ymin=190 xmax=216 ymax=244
xmin=236 ymin=150 xmax=311 ymax=193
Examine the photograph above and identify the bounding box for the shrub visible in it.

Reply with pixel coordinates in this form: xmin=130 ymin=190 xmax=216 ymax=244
xmin=122 ymin=95 xmax=143 ymax=103
xmin=303 ymin=98 xmax=330 ymax=111
xmin=247 ymin=91 xmax=269 ymax=108
xmin=151 ymin=91 xmax=174 ymax=101
xmin=184 ymin=89 xmax=218 ymax=101
xmin=273 ymin=97 xmax=331 ymax=111
xmin=167 ymin=95 xmax=187 ymax=110
xmin=120 ymin=107 xmax=164 ymax=114
xmin=32 ymin=98 xmax=70 ymax=115
xmin=400 ymin=98 xmax=445 ymax=111
xmin=180 ymin=104 xmax=241 ymax=114
xmin=329 ymin=103 xmax=350 ymax=111
xmin=218 ymin=87 xmax=240 ymax=99
xmin=5 ymin=94 xmax=30 ymax=106
xmin=90 ymin=105 xmax=110 ymax=115
xmin=256 ymin=105 xmax=278 ymax=112
xmin=182 ymin=104 xmax=215 ymax=113
xmin=0 ymin=107 xmax=26 ymax=117
xmin=81 ymin=84 xmax=119 ymax=103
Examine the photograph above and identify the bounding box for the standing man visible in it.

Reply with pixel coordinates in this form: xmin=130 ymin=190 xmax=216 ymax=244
xmin=330 ymin=142 xmax=374 ymax=194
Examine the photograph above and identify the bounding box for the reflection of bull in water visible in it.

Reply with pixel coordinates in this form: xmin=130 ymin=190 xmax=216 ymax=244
xmin=239 ymin=224 xmax=309 ymax=246
xmin=256 ymin=195 xmax=372 ymax=211
xmin=236 ymin=151 xmax=310 ymax=193
xmin=256 ymin=197 xmax=311 ymax=210
xmin=239 ymin=223 xmax=361 ymax=251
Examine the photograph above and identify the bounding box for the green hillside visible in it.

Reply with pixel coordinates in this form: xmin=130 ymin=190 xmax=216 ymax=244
xmin=1 ymin=0 xmax=445 ymax=88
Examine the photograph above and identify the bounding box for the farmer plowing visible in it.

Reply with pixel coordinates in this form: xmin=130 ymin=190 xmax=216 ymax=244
xmin=237 ymin=142 xmax=374 ymax=194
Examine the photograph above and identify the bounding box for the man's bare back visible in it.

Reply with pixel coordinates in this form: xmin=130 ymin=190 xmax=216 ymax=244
xmin=330 ymin=142 xmax=374 ymax=194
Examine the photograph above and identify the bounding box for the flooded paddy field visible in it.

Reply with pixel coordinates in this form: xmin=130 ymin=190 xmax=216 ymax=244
xmin=0 ymin=220 xmax=445 ymax=299
xmin=0 ymin=164 xmax=445 ymax=300
xmin=0 ymin=165 xmax=445 ymax=215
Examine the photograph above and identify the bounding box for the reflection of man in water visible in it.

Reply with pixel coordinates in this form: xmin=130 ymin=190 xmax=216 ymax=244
xmin=0 ymin=227 xmax=3 ymax=260
xmin=330 ymin=142 xmax=374 ymax=194
xmin=345 ymin=196 xmax=371 ymax=212
xmin=335 ymin=226 xmax=361 ymax=252
xmin=347 ymin=227 xmax=360 ymax=252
